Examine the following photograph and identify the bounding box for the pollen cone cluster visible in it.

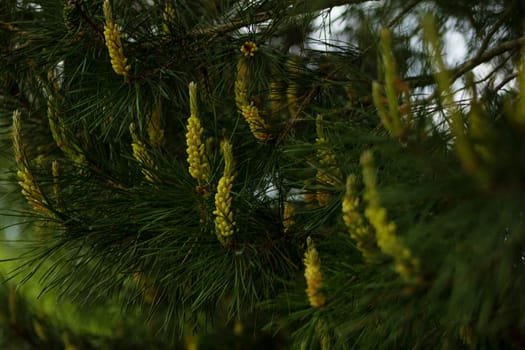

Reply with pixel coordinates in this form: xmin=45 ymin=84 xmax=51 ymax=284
xmin=162 ymin=2 xmax=175 ymax=36
xmin=103 ymin=0 xmax=131 ymax=79
xmin=234 ymin=43 xmax=271 ymax=142
xmin=303 ymin=237 xmax=326 ymax=308
xmin=213 ymin=140 xmax=236 ymax=244
xmin=13 ymin=111 xmax=50 ymax=215
xmin=240 ymin=104 xmax=270 ymax=142
xmin=240 ymin=41 xmax=258 ymax=57
xmin=186 ymin=82 xmax=210 ymax=184
xmin=235 ymin=59 xmax=249 ymax=111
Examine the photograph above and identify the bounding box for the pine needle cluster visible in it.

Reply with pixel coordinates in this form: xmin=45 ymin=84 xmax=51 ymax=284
xmin=2 ymin=1 xmax=525 ymax=349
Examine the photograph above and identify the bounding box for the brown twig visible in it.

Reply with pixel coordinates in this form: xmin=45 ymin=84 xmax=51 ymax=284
xmin=494 ymin=73 xmax=518 ymax=92
xmin=73 ymin=0 xmax=104 ymax=39
xmin=0 ymin=20 xmax=20 ymax=32
xmin=387 ymin=0 xmax=421 ymax=28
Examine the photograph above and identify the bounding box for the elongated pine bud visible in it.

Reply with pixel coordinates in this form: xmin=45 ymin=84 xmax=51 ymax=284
xmin=48 ymin=97 xmax=86 ymax=165
xmin=315 ymin=115 xmax=342 ymax=206
xmin=235 ymin=58 xmax=249 ymax=111
xmin=283 ymin=201 xmax=295 ymax=233
xmin=342 ymin=174 xmax=377 ymax=263
xmin=372 ymin=81 xmax=393 ymax=133
xmin=361 ymin=151 xmax=419 ymax=281
xmin=130 ymin=123 xmax=159 ymax=183
xmin=52 ymin=160 xmax=61 ymax=206
xmin=373 ymin=28 xmax=415 ymax=138
xmin=13 ymin=111 xmax=50 ymax=214
xmin=240 ymin=104 xmax=270 ymax=142
xmin=186 ymin=82 xmax=210 ymax=183
xmin=103 ymin=0 xmax=131 ymax=79
xmin=162 ymin=1 xmax=175 ymax=36
xmin=316 ymin=320 xmax=330 ymax=350
xmin=33 ymin=319 xmax=47 ymax=342
xmin=148 ymin=100 xmax=165 ymax=148
xmin=379 ymin=28 xmax=403 ymax=137
xmin=234 ymin=43 xmax=270 ymax=142
xmin=422 ymin=15 xmax=477 ymax=174
xmin=303 ymin=237 xmax=326 ymax=308
xmin=213 ymin=140 xmax=236 ymax=244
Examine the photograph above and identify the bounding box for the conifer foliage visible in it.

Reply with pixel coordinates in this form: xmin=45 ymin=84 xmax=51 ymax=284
xmin=1 ymin=0 xmax=525 ymax=348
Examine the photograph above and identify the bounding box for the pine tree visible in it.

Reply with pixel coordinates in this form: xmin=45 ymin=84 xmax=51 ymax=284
xmin=1 ymin=0 xmax=525 ymax=349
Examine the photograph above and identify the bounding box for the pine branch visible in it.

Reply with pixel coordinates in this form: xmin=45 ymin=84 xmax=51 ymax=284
xmin=475 ymin=6 xmax=513 ymax=59
xmin=3 ymin=1 xmax=525 ymax=348
xmin=73 ymin=0 xmax=104 ymax=39
xmin=291 ymin=0 xmax=380 ymax=11
xmin=187 ymin=0 xmax=379 ymax=38
xmin=407 ymin=36 xmax=525 ymax=88
xmin=494 ymin=72 xmax=518 ymax=91
xmin=387 ymin=0 xmax=420 ymax=28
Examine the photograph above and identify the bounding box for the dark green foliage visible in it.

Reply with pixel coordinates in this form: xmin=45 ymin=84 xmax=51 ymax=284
xmin=1 ymin=0 xmax=525 ymax=349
